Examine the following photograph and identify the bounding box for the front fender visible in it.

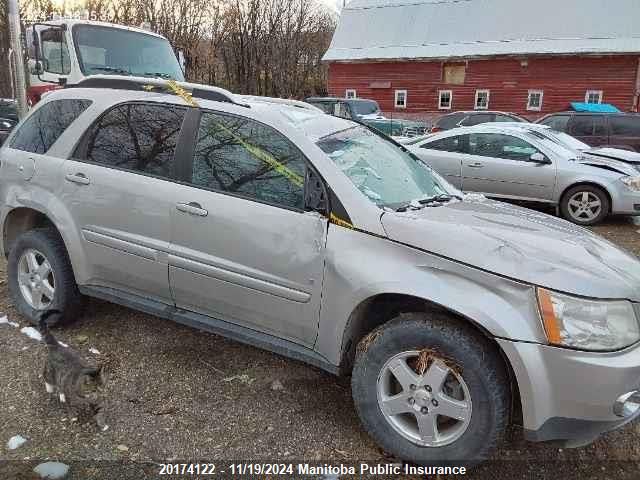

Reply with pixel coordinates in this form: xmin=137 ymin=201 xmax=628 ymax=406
xmin=315 ymin=225 xmax=546 ymax=366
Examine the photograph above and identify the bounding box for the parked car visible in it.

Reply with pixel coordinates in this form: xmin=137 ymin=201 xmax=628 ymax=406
xmin=3 ymin=77 xmax=640 ymax=466
xmin=536 ymin=112 xmax=640 ymax=152
xmin=407 ymin=123 xmax=640 ymax=225
xmin=431 ymin=111 xmax=527 ymax=132
xmin=0 ymin=99 xmax=19 ymax=145
xmin=0 ymin=98 xmax=19 ymax=122
xmin=304 ymin=96 xmax=427 ymax=137
xmin=0 ymin=117 xmax=17 ymax=146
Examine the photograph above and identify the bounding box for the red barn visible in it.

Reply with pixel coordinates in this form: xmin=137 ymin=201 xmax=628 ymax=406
xmin=323 ymin=0 xmax=640 ymax=120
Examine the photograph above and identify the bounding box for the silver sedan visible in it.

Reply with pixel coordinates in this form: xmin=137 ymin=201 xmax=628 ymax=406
xmin=405 ymin=123 xmax=640 ymax=225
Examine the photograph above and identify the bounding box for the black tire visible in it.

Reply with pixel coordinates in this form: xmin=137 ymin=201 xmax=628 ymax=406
xmin=560 ymin=184 xmax=609 ymax=226
xmin=351 ymin=311 xmax=510 ymax=466
xmin=8 ymin=228 xmax=83 ymax=326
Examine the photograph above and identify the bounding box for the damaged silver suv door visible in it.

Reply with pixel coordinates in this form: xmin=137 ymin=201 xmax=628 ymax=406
xmin=167 ymin=109 xmax=328 ymax=345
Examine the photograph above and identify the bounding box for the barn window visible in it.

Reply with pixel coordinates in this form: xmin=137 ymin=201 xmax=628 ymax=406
xmin=345 ymin=89 xmax=357 ymax=99
xmin=443 ymin=64 xmax=466 ymax=85
xmin=585 ymin=90 xmax=603 ymax=104
xmin=439 ymin=90 xmax=453 ymax=110
xmin=395 ymin=90 xmax=407 ymax=109
xmin=527 ymin=90 xmax=544 ymax=111
xmin=475 ymin=90 xmax=490 ymax=110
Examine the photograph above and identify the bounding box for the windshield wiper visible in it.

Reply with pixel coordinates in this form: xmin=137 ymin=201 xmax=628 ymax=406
xmin=91 ymin=66 xmax=130 ymax=75
xmin=141 ymin=72 xmax=173 ymax=79
xmin=395 ymin=194 xmax=459 ymax=212
xmin=418 ymin=193 xmax=461 ymax=205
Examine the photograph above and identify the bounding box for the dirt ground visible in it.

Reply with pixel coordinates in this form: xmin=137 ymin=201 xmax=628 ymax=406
xmin=2 ymin=214 xmax=640 ymax=479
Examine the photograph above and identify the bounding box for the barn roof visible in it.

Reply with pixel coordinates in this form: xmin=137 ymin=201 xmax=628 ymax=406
xmin=323 ymin=0 xmax=640 ymax=62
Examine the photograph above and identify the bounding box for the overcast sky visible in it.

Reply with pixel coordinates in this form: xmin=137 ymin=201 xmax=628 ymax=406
xmin=321 ymin=0 xmax=343 ymax=13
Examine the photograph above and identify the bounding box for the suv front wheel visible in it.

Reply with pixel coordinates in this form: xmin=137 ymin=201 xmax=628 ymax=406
xmin=351 ymin=311 xmax=509 ymax=466
xmin=8 ymin=228 xmax=83 ymax=326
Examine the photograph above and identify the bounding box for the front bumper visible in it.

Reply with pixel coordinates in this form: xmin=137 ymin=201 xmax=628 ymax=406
xmin=610 ymin=182 xmax=640 ymax=215
xmin=498 ymin=338 xmax=640 ymax=445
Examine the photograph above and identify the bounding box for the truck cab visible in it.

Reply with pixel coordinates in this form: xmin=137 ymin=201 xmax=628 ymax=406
xmin=27 ymin=18 xmax=185 ymax=105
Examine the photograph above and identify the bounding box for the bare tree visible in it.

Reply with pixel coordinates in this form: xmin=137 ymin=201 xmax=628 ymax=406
xmin=0 ymin=0 xmax=336 ymax=99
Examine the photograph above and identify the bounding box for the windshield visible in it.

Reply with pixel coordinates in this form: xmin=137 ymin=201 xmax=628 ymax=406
xmin=526 ymin=129 xmax=589 ymax=152
xmin=316 ymin=126 xmax=449 ymax=209
xmin=350 ymin=100 xmax=380 ymax=116
xmin=73 ymin=25 xmax=184 ymax=81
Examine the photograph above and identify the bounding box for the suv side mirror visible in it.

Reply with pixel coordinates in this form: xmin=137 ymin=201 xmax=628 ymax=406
xmin=530 ymin=152 xmax=551 ymax=164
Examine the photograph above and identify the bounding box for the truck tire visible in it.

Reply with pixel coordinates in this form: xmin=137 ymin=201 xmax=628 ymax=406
xmin=8 ymin=228 xmax=83 ymax=326
xmin=351 ymin=311 xmax=510 ymax=466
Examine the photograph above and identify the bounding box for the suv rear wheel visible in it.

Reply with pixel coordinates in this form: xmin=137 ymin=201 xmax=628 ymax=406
xmin=351 ymin=312 xmax=509 ymax=466
xmin=8 ymin=228 xmax=83 ymax=326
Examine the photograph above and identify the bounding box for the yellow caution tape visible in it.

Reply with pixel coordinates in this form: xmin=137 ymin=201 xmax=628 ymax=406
xmin=330 ymin=212 xmax=354 ymax=229
xmin=165 ymin=80 xmax=304 ymax=187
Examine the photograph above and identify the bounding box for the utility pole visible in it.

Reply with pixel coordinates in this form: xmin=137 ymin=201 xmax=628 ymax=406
xmin=8 ymin=0 xmax=28 ymax=119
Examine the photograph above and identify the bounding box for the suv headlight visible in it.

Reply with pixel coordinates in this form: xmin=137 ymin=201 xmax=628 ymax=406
xmin=621 ymin=176 xmax=640 ymax=191
xmin=537 ymin=288 xmax=640 ymax=351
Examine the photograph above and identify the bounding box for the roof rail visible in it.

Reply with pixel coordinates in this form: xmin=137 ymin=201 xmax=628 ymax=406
xmin=72 ymin=75 xmax=250 ymax=108
xmin=240 ymin=95 xmax=323 ymax=112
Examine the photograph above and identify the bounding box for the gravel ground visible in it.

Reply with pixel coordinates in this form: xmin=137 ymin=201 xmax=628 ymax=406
xmin=2 ymin=215 xmax=640 ymax=479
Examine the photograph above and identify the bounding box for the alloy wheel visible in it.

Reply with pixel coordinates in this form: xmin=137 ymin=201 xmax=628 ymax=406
xmin=376 ymin=350 xmax=472 ymax=447
xmin=17 ymin=248 xmax=55 ymax=310
xmin=567 ymin=191 xmax=602 ymax=222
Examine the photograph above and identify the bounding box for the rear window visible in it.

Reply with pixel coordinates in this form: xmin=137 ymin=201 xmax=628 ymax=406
xmin=539 ymin=115 xmax=570 ymax=132
xmin=435 ymin=113 xmax=465 ymax=129
xmin=461 ymin=114 xmax=493 ymax=126
xmin=10 ymin=99 xmax=91 ymax=154
xmin=610 ymin=116 xmax=640 ymax=137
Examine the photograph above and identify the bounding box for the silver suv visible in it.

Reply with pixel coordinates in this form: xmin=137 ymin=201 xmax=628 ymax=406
xmin=2 ymin=77 xmax=640 ymax=466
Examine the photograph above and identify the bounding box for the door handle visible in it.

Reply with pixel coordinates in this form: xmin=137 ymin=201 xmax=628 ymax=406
xmin=467 ymin=162 xmax=484 ymax=168
xmin=176 ymin=202 xmax=208 ymax=217
xmin=65 ymin=173 xmax=91 ymax=185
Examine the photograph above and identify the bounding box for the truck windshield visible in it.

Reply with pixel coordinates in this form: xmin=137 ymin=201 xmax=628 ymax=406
xmin=317 ymin=126 xmax=448 ymax=209
xmin=73 ymin=25 xmax=184 ymax=81
xmin=350 ymin=100 xmax=380 ymax=116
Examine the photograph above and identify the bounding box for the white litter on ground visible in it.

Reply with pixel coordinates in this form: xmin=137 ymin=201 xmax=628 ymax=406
xmin=6 ymin=435 xmax=27 ymax=450
xmin=0 ymin=315 xmax=19 ymax=328
xmin=58 ymin=341 xmax=69 ymax=348
xmin=88 ymin=347 xmax=101 ymax=355
xmin=20 ymin=327 xmax=43 ymax=341
xmin=33 ymin=462 xmax=69 ymax=479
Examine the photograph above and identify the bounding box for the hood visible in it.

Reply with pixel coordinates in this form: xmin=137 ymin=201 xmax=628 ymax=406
xmin=575 ymin=153 xmax=638 ymax=176
xmin=381 ymin=198 xmax=640 ymax=301
xmin=359 ymin=113 xmax=386 ymax=120
xmin=583 ymin=147 xmax=640 ymax=164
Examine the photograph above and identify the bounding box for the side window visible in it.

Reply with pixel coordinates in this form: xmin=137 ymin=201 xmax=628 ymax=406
xmin=191 ymin=111 xmax=306 ymax=210
xmin=570 ymin=116 xmax=596 ymax=136
xmin=423 ymin=135 xmax=465 ymax=153
xmin=593 ymin=116 xmax=607 ymax=136
xmin=40 ymin=28 xmax=71 ymax=75
xmin=80 ymin=103 xmax=186 ymax=179
xmin=540 ymin=115 xmax=570 ymax=132
xmin=611 ymin=117 xmax=640 ymax=136
xmin=10 ymin=99 xmax=91 ymax=154
xmin=469 ymin=133 xmax=540 ymax=161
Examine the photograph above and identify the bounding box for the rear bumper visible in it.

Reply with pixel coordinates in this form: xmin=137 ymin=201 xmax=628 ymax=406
xmin=498 ymin=339 xmax=640 ymax=444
